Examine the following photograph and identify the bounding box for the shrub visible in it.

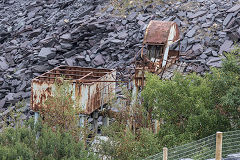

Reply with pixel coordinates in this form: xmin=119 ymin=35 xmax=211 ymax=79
xmin=207 ymin=53 xmax=240 ymax=129
xmin=0 ymin=120 xmax=99 ymax=160
xmin=142 ymin=53 xmax=240 ymax=148
xmin=99 ymin=122 xmax=161 ymax=160
xmin=39 ymin=79 xmax=80 ymax=133
xmin=97 ymin=86 xmax=161 ymax=160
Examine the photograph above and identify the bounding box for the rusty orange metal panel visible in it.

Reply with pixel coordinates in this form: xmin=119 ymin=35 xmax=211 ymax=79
xmin=143 ymin=21 xmax=179 ymax=45
xmin=31 ymin=66 xmax=116 ymax=115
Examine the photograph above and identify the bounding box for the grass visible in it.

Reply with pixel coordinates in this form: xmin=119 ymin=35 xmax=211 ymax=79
xmin=106 ymin=0 xmax=164 ymax=16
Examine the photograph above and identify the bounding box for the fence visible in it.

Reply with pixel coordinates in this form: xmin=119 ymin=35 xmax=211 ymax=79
xmin=144 ymin=130 xmax=240 ymax=160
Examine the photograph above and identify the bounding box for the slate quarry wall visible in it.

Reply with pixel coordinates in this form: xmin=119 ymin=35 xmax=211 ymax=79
xmin=0 ymin=0 xmax=239 ymax=121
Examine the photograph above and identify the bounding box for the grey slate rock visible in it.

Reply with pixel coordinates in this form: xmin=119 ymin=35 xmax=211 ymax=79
xmin=210 ymin=4 xmax=217 ymax=10
xmin=219 ymin=40 xmax=233 ymax=55
xmin=0 ymin=106 xmax=15 ymax=117
xmin=0 ymin=57 xmax=9 ymax=71
xmin=212 ymin=51 xmax=218 ymax=57
xmin=223 ymin=13 xmax=233 ymax=26
xmin=48 ymin=59 xmax=59 ymax=66
xmin=121 ymin=20 xmax=127 ymax=25
xmin=0 ymin=98 xmax=6 ymax=108
xmin=93 ymin=55 xmax=105 ymax=66
xmin=5 ymin=93 xmax=15 ymax=103
xmin=38 ymin=48 xmax=56 ymax=61
xmin=237 ymin=27 xmax=240 ymax=36
xmin=196 ymin=65 xmax=204 ymax=73
xmin=32 ymin=65 xmax=51 ymax=73
xmin=192 ymin=44 xmax=203 ymax=55
xmin=0 ymin=78 xmax=4 ymax=85
xmin=118 ymin=31 xmax=128 ymax=40
xmin=60 ymin=42 xmax=73 ymax=50
xmin=228 ymin=32 xmax=239 ymax=42
xmin=174 ymin=17 xmax=181 ymax=26
xmin=188 ymin=11 xmax=207 ymax=19
xmin=76 ymin=55 xmax=85 ymax=61
xmin=200 ymin=53 xmax=207 ymax=59
xmin=60 ymin=33 xmax=72 ymax=41
xmin=127 ymin=12 xmax=137 ymax=21
xmin=29 ymin=28 xmax=42 ymax=38
xmin=110 ymin=38 xmax=122 ymax=43
xmin=202 ymin=22 xmax=212 ymax=28
xmin=65 ymin=58 xmax=75 ymax=66
xmin=177 ymin=11 xmax=186 ymax=17
xmin=203 ymin=48 xmax=213 ymax=56
xmin=227 ymin=4 xmax=240 ymax=13
xmin=186 ymin=27 xmax=197 ymax=38
xmin=206 ymin=57 xmax=223 ymax=68
xmin=85 ymin=55 xmax=91 ymax=63
xmin=17 ymin=81 xmax=27 ymax=92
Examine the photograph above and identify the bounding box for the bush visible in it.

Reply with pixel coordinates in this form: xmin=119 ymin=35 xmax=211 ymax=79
xmin=40 ymin=79 xmax=80 ymax=134
xmin=207 ymin=53 xmax=240 ymax=129
xmin=97 ymin=86 xmax=161 ymax=160
xmin=99 ymin=122 xmax=161 ymax=160
xmin=0 ymin=120 xmax=99 ymax=160
xmin=142 ymin=53 xmax=240 ymax=147
xmin=0 ymin=79 xmax=99 ymax=160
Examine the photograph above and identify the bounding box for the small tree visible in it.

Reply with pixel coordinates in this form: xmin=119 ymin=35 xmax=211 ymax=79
xmin=39 ymin=78 xmax=80 ymax=138
xmin=207 ymin=52 xmax=240 ymax=129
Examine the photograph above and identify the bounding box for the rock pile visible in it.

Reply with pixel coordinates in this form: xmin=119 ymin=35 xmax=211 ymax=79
xmin=0 ymin=0 xmax=240 ymax=122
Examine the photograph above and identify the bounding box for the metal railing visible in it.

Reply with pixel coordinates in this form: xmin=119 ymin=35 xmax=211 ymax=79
xmin=144 ymin=130 xmax=240 ymax=160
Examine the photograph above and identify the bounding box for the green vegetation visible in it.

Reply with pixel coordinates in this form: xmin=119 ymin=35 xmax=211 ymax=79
xmin=97 ymin=52 xmax=240 ymax=159
xmin=142 ymin=53 xmax=239 ymax=148
xmin=0 ymin=51 xmax=239 ymax=159
xmin=98 ymin=104 xmax=161 ymax=159
xmin=0 ymin=79 xmax=99 ymax=160
xmin=107 ymin=0 xmax=184 ymax=16
xmin=40 ymin=79 xmax=80 ymax=138
xmin=0 ymin=121 xmax=98 ymax=160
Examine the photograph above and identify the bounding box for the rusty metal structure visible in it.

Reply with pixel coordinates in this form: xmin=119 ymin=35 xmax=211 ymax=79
xmin=130 ymin=21 xmax=181 ymax=131
xmin=30 ymin=20 xmax=181 ymax=133
xmin=134 ymin=20 xmax=180 ymax=88
xmin=31 ymin=66 xmax=116 ymax=115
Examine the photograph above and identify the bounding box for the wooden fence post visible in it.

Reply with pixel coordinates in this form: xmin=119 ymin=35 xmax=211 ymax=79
xmin=215 ymin=132 xmax=223 ymax=160
xmin=163 ymin=147 xmax=168 ymax=160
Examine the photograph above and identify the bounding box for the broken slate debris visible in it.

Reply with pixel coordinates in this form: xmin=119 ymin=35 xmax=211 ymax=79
xmin=0 ymin=0 xmax=240 ymax=120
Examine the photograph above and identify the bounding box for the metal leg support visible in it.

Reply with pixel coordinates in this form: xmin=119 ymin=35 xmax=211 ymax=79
xmin=34 ymin=112 xmax=40 ymax=140
xmin=79 ymin=114 xmax=86 ymax=127
xmin=34 ymin=112 xmax=39 ymax=126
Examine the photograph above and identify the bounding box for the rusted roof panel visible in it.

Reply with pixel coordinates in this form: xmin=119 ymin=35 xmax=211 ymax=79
xmin=143 ymin=21 xmax=179 ymax=45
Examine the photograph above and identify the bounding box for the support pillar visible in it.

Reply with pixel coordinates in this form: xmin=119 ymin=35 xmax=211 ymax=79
xmin=79 ymin=114 xmax=87 ymax=127
xmin=34 ymin=112 xmax=39 ymax=126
